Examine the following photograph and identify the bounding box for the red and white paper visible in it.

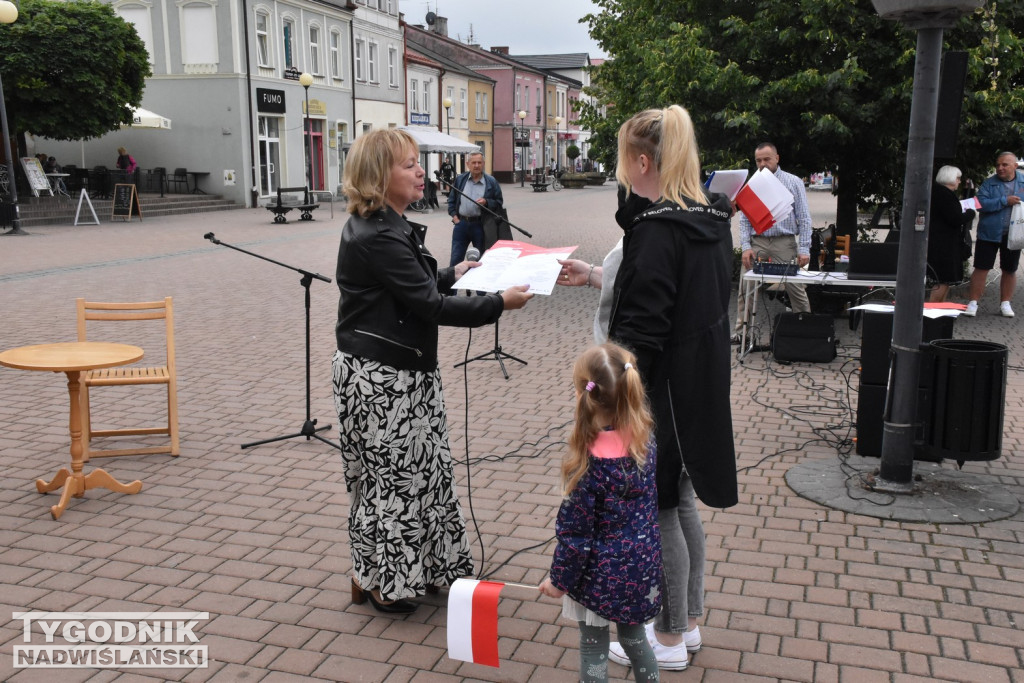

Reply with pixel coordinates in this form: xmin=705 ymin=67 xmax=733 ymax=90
xmin=960 ymin=196 xmax=981 ymax=212
xmin=735 ymin=167 xmax=795 ymax=234
xmin=451 ymin=240 xmax=577 ymax=295
xmin=447 ymin=579 xmax=505 ymax=667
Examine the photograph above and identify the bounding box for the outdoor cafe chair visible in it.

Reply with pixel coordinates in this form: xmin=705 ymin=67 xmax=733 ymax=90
xmin=168 ymin=168 xmax=189 ymax=193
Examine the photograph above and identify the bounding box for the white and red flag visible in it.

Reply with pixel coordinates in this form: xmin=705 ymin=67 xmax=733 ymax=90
xmin=446 ymin=579 xmax=505 ymax=667
xmin=735 ymin=167 xmax=795 ymax=234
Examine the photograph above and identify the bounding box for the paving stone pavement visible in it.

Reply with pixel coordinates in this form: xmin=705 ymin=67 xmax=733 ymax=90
xmin=0 ymin=184 xmax=1021 ymax=682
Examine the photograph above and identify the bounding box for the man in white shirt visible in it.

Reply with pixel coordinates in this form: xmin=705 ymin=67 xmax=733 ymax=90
xmin=734 ymin=142 xmax=813 ymax=341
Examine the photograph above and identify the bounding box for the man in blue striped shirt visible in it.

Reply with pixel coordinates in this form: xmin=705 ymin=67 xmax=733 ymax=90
xmin=734 ymin=142 xmax=813 ymax=340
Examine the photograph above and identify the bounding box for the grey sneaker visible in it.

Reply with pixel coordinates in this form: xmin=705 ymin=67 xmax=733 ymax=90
xmin=964 ymin=300 xmax=978 ymax=317
xmin=1000 ymin=301 xmax=1014 ymax=317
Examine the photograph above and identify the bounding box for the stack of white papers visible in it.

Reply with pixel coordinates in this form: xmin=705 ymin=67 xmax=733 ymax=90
xmin=960 ymin=197 xmax=980 ymax=213
xmin=451 ymin=240 xmax=577 ymax=295
xmin=735 ymin=167 xmax=795 ymax=234
xmin=704 ymin=169 xmax=748 ymax=201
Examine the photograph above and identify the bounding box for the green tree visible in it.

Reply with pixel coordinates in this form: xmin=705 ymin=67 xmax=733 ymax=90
xmin=0 ymin=0 xmax=150 ymax=154
xmin=565 ymin=144 xmax=581 ymax=162
xmin=581 ymin=0 xmax=1024 ymax=233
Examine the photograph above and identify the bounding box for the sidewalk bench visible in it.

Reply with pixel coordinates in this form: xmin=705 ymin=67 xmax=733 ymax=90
xmin=266 ymin=186 xmax=319 ymax=223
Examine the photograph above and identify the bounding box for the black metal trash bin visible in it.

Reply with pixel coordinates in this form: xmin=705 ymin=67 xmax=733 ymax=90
xmin=923 ymin=339 xmax=1007 ymax=462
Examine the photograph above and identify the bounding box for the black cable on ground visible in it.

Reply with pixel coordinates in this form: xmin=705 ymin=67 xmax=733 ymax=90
xmin=455 ymin=327 xmax=570 ymax=580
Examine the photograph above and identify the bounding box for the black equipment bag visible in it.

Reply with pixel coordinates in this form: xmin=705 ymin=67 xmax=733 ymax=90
xmin=482 ymin=208 xmax=513 ymax=250
xmin=771 ymin=312 xmax=837 ymax=363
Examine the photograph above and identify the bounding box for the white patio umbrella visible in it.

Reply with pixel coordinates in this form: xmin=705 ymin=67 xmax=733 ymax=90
xmin=78 ymin=106 xmax=173 ymax=166
xmin=128 ymin=106 xmax=171 ymax=130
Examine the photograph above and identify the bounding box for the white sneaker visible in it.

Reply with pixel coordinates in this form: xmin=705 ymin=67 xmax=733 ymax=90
xmin=642 ymin=622 xmax=702 ymax=652
xmin=1001 ymin=301 xmax=1014 ymax=317
xmin=608 ymin=624 xmax=698 ymax=671
xmin=963 ymin=300 xmax=978 ymax=317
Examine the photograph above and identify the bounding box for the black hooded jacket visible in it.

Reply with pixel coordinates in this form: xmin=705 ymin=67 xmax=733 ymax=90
xmin=608 ymin=192 xmax=739 ymax=510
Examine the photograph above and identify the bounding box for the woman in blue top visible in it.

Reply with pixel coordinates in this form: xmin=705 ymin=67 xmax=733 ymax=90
xmin=539 ymin=343 xmax=662 ymax=683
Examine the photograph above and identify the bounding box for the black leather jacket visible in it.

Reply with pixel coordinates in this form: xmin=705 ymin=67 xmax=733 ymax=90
xmin=335 ymin=206 xmax=504 ymax=372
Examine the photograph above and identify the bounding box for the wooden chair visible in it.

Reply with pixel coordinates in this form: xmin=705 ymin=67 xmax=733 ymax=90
xmin=819 ymin=232 xmax=852 ymax=267
xmin=76 ymin=298 xmax=179 ymax=458
xmin=834 ymin=234 xmax=851 ymax=259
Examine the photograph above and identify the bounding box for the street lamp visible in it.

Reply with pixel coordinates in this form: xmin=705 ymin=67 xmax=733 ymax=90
xmin=870 ymin=0 xmax=984 ymax=492
xmin=0 ymin=0 xmax=26 ymax=236
xmin=442 ymin=96 xmax=452 ymax=136
xmin=554 ymin=115 xmax=562 ymax=175
xmin=299 ymin=72 xmax=314 ymax=191
xmin=518 ymin=110 xmax=527 ymax=187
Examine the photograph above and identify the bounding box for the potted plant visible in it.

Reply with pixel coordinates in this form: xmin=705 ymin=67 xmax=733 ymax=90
xmin=560 ymin=172 xmax=589 ymax=189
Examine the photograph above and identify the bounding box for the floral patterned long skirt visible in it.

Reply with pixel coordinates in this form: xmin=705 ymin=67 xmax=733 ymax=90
xmin=332 ymin=350 xmax=474 ymax=601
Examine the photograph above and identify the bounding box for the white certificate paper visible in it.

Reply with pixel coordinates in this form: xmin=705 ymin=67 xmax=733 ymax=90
xmin=452 ymin=240 xmax=578 ymax=295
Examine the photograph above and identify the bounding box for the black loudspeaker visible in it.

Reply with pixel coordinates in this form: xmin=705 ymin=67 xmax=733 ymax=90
xmin=855 ymin=382 xmax=939 ymax=461
xmin=855 ymin=383 xmax=887 ymax=457
xmin=860 ymin=312 xmax=955 ymax=385
xmin=771 ymin=313 xmax=837 ymax=363
xmin=934 ymin=51 xmax=968 ymax=160
xmin=855 ymin=311 xmax=956 ymax=459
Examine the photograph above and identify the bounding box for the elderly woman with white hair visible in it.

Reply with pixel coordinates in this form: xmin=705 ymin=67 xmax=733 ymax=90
xmin=927 ymin=165 xmax=975 ymax=302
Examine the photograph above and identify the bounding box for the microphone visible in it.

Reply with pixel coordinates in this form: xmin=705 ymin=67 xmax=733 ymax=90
xmin=465 ymin=246 xmax=481 ymax=262
xmin=204 ymin=232 xmax=219 ymax=244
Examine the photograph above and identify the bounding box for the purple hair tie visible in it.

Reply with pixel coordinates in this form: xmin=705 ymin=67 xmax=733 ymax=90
xmin=585 ymin=381 xmax=595 ymax=392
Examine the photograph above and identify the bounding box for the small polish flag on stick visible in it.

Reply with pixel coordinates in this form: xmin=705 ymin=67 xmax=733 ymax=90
xmin=446 ymin=579 xmax=506 ymax=667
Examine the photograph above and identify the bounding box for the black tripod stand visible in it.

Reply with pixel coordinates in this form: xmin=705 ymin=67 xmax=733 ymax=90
xmin=453 ymin=320 xmax=527 ymax=380
xmin=204 ymin=233 xmax=340 ymax=451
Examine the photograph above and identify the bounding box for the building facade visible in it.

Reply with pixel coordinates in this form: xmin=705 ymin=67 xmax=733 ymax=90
xmin=39 ymin=0 xmax=359 ymax=206
xmin=407 ymin=23 xmax=561 ymax=183
xmin=514 ymin=53 xmax=592 ymax=169
xmin=406 ymin=33 xmax=496 ymax=175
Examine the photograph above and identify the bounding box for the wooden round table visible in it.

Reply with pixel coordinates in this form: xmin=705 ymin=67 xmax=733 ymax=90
xmin=0 ymin=342 xmax=146 ymax=520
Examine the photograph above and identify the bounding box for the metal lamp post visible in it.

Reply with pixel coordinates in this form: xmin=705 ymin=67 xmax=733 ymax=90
xmin=871 ymin=0 xmax=984 ymax=492
xmin=0 ymin=0 xmax=26 ymax=236
xmin=554 ymin=115 xmax=562 ymax=174
xmin=442 ymin=96 xmax=452 ymax=136
xmin=441 ymin=96 xmax=453 ymax=194
xmin=299 ymin=72 xmax=314 ymax=191
xmin=518 ymin=109 xmax=527 ymax=187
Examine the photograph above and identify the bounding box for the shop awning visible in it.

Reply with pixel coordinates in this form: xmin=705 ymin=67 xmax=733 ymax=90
xmin=399 ymin=126 xmax=480 ymax=153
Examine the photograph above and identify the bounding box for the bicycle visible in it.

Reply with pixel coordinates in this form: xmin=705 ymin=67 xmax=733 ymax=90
xmin=408 ymin=197 xmax=430 ymax=213
xmin=550 ymin=170 xmax=563 ymax=192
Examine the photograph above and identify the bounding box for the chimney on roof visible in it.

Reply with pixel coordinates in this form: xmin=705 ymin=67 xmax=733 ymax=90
xmin=433 ymin=15 xmax=448 ymax=36
xmin=491 ymin=46 xmax=509 ymax=55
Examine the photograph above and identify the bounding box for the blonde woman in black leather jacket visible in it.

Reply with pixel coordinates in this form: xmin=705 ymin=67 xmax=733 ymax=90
xmin=334 ymin=128 xmax=532 ymax=615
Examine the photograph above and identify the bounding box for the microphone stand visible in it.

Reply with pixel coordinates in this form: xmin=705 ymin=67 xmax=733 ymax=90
xmin=442 ymin=181 xmax=530 ymax=379
xmin=203 ymin=232 xmax=340 ymax=451
xmin=440 ymin=178 xmax=533 ymax=238
xmin=453 ymin=320 xmax=528 ymax=380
